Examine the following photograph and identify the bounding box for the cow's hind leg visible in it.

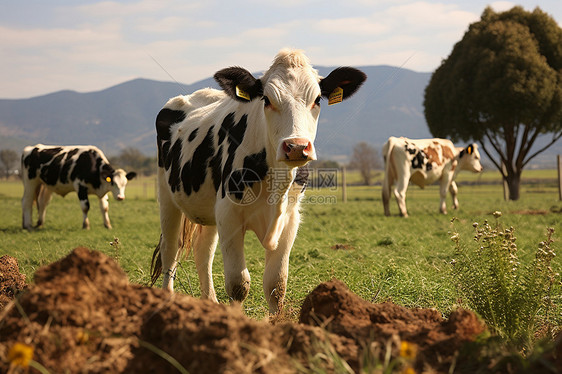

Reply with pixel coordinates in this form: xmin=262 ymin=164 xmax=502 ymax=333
xmin=382 ymin=175 xmax=393 ymax=216
xmin=193 ymin=225 xmax=219 ymax=302
xmin=158 ymin=187 xmax=184 ymax=293
xmin=36 ymin=186 xmax=53 ymax=228
xmin=77 ymin=185 xmax=91 ymax=229
xmin=99 ymin=195 xmax=112 ymax=229
xmin=393 ymin=177 xmax=409 ymax=217
xmin=263 ymin=208 xmax=300 ymax=314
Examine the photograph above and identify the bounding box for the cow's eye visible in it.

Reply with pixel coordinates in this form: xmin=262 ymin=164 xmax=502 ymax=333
xmin=263 ymin=96 xmax=271 ymax=107
xmin=313 ymin=96 xmax=321 ymax=108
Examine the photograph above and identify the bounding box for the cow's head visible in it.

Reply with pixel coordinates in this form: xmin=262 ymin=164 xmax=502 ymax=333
xmin=102 ymin=169 xmax=137 ymax=200
xmin=458 ymin=144 xmax=483 ymax=173
xmin=214 ymin=49 xmax=366 ymax=167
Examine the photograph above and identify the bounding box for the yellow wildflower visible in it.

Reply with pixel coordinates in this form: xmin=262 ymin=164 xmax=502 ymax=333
xmin=76 ymin=329 xmax=89 ymax=344
xmin=8 ymin=342 xmax=33 ymax=368
xmin=399 ymin=341 xmax=417 ymax=360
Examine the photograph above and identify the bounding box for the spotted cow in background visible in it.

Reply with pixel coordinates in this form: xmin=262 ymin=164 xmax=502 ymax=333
xmin=21 ymin=144 xmax=136 ymax=230
xmin=382 ymin=136 xmax=482 ymax=217
xmin=150 ymin=49 xmax=366 ymax=313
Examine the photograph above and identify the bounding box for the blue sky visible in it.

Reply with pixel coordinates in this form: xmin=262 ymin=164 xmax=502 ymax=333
xmin=1 ymin=0 xmax=561 ymax=99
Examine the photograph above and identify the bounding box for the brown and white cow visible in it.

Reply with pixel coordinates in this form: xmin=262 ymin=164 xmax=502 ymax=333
xmin=21 ymin=144 xmax=136 ymax=230
xmin=150 ymin=49 xmax=366 ymax=313
xmin=382 ymin=136 xmax=482 ymax=217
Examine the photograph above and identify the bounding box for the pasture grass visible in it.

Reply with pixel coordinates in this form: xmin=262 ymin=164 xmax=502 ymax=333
xmin=0 ymin=173 xmax=560 ymax=326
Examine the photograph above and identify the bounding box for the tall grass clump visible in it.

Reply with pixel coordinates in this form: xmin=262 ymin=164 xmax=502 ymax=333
xmin=450 ymin=213 xmax=559 ymax=349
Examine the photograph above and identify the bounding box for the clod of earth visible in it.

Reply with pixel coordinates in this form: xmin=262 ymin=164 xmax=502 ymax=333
xmin=0 ymin=255 xmax=26 ymax=310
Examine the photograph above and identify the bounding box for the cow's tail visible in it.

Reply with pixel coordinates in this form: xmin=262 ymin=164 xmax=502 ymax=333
xmin=150 ymin=214 xmax=200 ymax=286
xmin=381 ymin=138 xmax=394 ymax=216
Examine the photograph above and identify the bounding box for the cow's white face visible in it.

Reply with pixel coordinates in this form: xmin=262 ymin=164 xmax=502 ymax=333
xmin=107 ymin=169 xmax=136 ymax=200
xmin=262 ymin=68 xmax=321 ymax=167
xmin=213 ymin=49 xmax=366 ymax=168
xmin=458 ymin=144 xmax=483 ymax=173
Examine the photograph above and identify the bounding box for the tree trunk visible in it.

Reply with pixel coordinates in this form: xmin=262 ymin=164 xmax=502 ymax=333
xmin=505 ymin=172 xmax=521 ymax=201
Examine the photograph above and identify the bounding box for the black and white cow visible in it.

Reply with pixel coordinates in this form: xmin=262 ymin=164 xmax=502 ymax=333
xmin=382 ymin=137 xmax=483 ymax=217
xmin=21 ymin=144 xmax=136 ymax=230
xmin=150 ymin=49 xmax=366 ymax=313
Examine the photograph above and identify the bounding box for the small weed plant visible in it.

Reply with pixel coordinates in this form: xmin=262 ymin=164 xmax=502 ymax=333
xmin=450 ymin=212 xmax=559 ymax=349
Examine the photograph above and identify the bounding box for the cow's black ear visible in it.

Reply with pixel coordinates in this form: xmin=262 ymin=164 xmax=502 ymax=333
xmin=461 ymin=145 xmax=474 ymax=157
xmin=320 ymin=67 xmax=367 ymax=101
xmin=126 ymin=171 xmax=137 ymax=180
xmin=214 ymin=67 xmax=263 ymax=102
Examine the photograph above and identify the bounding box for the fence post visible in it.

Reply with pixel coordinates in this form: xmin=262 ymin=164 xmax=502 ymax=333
xmin=341 ymin=167 xmax=347 ymax=203
xmin=556 ymin=155 xmax=562 ymax=201
xmin=558 ymin=155 xmax=562 ymax=201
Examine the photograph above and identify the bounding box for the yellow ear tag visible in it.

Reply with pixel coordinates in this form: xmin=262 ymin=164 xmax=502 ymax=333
xmin=328 ymin=87 xmax=343 ymax=106
xmin=106 ymin=177 xmax=112 ymax=183
xmin=467 ymin=145 xmax=473 ymax=155
xmin=235 ymin=86 xmax=251 ymax=101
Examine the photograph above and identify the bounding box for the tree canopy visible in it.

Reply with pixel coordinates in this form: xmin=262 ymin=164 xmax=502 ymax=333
xmin=424 ymin=6 xmax=562 ymax=199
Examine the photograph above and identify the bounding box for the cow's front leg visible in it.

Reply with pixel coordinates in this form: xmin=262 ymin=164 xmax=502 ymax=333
xmin=22 ymin=180 xmax=39 ymax=230
xmin=449 ymin=181 xmax=459 ymax=210
xmin=99 ymin=195 xmax=112 ymax=229
xmin=218 ymin=221 xmax=250 ymax=303
xmin=193 ymin=225 xmax=219 ymax=302
xmin=263 ymin=209 xmax=300 ymax=314
xmin=77 ymin=185 xmax=91 ymax=229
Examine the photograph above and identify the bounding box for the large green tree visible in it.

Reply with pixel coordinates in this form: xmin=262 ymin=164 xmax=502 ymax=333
xmin=424 ymin=6 xmax=562 ymax=200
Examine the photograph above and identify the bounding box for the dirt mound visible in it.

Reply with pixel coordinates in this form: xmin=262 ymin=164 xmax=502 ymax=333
xmin=300 ymin=279 xmax=487 ymax=372
xmin=0 ymin=248 xmax=487 ymax=373
xmin=0 ymin=248 xmax=354 ymax=373
xmin=0 ymin=255 xmax=26 ymax=309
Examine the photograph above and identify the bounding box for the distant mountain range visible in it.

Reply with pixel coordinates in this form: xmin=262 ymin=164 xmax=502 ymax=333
xmin=0 ymin=66 xmax=559 ymax=167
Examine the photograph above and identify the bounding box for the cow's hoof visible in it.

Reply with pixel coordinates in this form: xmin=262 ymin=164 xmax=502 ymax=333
xmin=228 ymin=281 xmax=250 ymax=302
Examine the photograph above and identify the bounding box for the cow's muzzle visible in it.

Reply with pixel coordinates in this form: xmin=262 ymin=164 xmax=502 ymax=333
xmin=278 ymin=138 xmax=316 ymax=166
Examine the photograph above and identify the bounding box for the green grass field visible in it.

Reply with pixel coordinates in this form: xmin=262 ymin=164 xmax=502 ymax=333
xmin=1 ymin=170 xmax=561 ymax=321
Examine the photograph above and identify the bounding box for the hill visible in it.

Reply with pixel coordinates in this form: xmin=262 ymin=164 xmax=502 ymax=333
xmin=0 ymin=66 xmax=559 ymax=166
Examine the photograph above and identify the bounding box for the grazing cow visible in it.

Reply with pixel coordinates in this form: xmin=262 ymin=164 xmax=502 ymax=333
xmin=150 ymin=49 xmax=366 ymax=313
xmin=382 ymin=136 xmax=482 ymax=217
xmin=21 ymin=144 xmax=136 ymax=230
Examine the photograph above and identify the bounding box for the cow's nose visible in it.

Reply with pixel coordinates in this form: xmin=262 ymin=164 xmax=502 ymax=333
xmin=280 ymin=138 xmax=315 ymax=163
xmin=117 ymin=195 xmax=125 ymax=201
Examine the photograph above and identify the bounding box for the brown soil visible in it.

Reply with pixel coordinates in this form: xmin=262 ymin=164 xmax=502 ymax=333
xmin=1 ymin=247 xmax=555 ymax=373
xmin=0 ymin=255 xmax=27 ymax=310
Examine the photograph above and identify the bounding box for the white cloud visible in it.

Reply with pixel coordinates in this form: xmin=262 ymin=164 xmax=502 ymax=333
xmin=313 ymin=17 xmax=389 ymax=36
xmin=1 ymin=0 xmax=561 ymax=98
